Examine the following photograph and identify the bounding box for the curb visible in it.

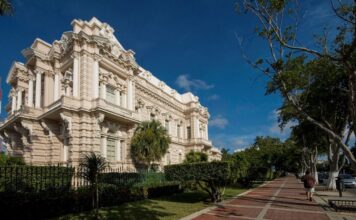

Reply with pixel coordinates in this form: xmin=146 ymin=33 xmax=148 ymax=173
xmin=179 ymin=179 xmax=274 ymax=220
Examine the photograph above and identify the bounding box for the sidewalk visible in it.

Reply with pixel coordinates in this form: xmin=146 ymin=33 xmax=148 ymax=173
xmin=314 ymin=186 xmax=356 ymax=220
xmin=182 ymin=176 xmax=331 ymax=220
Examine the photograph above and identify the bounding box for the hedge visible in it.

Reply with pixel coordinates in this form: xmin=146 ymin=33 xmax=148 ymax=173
xmin=0 ymin=182 xmax=181 ymax=219
xmin=0 ymin=166 xmax=74 ymax=192
xmin=164 ymin=161 xmax=231 ymax=202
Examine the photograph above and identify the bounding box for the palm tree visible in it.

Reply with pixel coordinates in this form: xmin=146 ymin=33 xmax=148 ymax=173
xmin=131 ymin=120 xmax=171 ymax=170
xmin=79 ymin=152 xmax=107 ymax=215
xmin=0 ymin=0 xmax=13 ymax=16
xmin=184 ymin=151 xmax=208 ymax=163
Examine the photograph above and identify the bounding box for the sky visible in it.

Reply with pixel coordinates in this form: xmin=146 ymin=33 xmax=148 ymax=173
xmin=0 ymin=0 xmax=341 ymax=152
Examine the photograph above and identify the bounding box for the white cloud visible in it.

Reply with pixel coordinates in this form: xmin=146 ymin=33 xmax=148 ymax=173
xmin=175 ymin=74 xmax=214 ymax=92
xmin=211 ymin=134 xmax=256 ymax=151
xmin=209 ymin=115 xmax=228 ymax=129
xmin=267 ymin=109 xmax=296 ymax=140
xmin=207 ymin=94 xmax=219 ymax=101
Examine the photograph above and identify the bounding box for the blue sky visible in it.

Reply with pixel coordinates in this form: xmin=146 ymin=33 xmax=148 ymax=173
xmin=0 ymin=0 xmax=339 ymax=152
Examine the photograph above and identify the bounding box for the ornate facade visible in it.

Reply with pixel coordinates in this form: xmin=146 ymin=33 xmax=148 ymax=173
xmin=0 ymin=18 xmax=221 ymax=168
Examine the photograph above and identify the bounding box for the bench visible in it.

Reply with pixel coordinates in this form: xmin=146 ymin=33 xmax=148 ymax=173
xmin=328 ymin=200 xmax=356 ymax=212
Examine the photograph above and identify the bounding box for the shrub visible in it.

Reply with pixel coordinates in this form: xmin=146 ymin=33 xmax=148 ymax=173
xmin=0 ymin=165 xmax=73 ymax=192
xmin=184 ymin=151 xmax=208 ymax=163
xmin=0 ymin=154 xmax=25 ymax=166
xmin=236 ymin=165 xmax=269 ymax=187
xmin=99 ymin=172 xmax=142 ymax=187
xmin=165 ymin=161 xmax=231 ymax=203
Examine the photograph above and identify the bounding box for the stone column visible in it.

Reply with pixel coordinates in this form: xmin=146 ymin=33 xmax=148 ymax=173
xmin=11 ymin=95 xmax=16 ymax=114
xmin=17 ymin=90 xmax=22 ymax=110
xmin=72 ymin=55 xmax=79 ymax=97
xmin=205 ymin=124 xmax=209 ymax=140
xmin=194 ymin=116 xmax=200 ymax=138
xmin=93 ymin=58 xmax=99 ymax=99
xmin=27 ymin=79 xmax=34 ymax=107
xmin=100 ymin=82 xmax=106 ymax=99
xmin=54 ymin=73 xmax=60 ymax=101
xmin=35 ymin=71 xmax=42 ymax=108
xmin=122 ymin=92 xmax=127 ymax=108
xmin=115 ymin=90 xmax=120 ymax=106
xmin=127 ymin=77 xmax=133 ymax=110
xmin=116 ymin=140 xmax=121 ymax=161
xmin=44 ymin=72 xmax=54 ymax=106
xmin=101 ymin=136 xmax=107 ymax=158
xmin=63 ymin=138 xmax=68 ymax=162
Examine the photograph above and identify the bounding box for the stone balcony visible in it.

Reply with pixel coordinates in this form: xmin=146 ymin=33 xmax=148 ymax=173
xmin=188 ymin=138 xmax=213 ymax=148
xmin=0 ymin=106 xmax=44 ymax=128
xmin=170 ymin=136 xmax=212 ymax=148
xmin=42 ymin=96 xmax=139 ymax=124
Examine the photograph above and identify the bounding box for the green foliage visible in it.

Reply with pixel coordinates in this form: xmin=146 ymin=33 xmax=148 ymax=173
xmin=165 ymin=161 xmax=231 ymax=202
xmin=0 ymin=0 xmax=13 ymax=16
xmin=0 ymin=165 xmax=73 ymax=192
xmin=131 ymin=120 xmax=171 ymax=169
xmin=0 ymin=170 xmax=181 ymax=219
xmin=79 ymin=152 xmax=107 ymax=214
xmin=224 ymin=137 xmax=301 ymax=187
xmin=0 ymin=154 xmax=25 ymax=166
xmin=241 ymin=0 xmax=356 ymax=171
xmin=184 ymin=151 xmax=208 ymax=163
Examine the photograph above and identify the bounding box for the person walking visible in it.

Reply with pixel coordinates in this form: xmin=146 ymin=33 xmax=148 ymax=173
xmin=301 ymin=170 xmax=316 ymax=201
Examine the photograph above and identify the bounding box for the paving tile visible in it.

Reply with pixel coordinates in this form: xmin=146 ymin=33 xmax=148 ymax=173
xmin=264 ymin=209 xmax=329 ymax=220
xmin=189 ymin=176 xmax=331 ymax=220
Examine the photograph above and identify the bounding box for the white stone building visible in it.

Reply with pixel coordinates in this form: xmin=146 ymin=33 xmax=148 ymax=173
xmin=0 ymin=18 xmax=221 ymax=168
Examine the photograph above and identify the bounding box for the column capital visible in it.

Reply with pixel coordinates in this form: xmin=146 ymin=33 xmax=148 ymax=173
xmin=16 ymin=87 xmax=25 ymax=93
xmin=92 ymin=54 xmax=103 ymax=62
xmin=28 ymin=74 xmax=36 ymax=81
xmin=71 ymin=52 xmax=80 ymax=59
xmin=127 ymin=75 xmax=135 ymax=81
xmin=44 ymin=71 xmax=54 ymax=77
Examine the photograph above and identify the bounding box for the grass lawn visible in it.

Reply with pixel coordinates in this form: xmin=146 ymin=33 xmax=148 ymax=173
xmin=56 ymin=186 xmax=247 ymax=220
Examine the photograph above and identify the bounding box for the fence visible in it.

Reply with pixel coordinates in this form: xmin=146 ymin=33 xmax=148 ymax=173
xmin=0 ymin=165 xmax=166 ymax=192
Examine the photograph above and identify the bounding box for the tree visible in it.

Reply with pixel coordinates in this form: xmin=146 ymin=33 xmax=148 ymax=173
xmin=131 ymin=120 xmax=171 ymax=170
xmin=79 ymin=152 xmax=107 ymax=215
xmin=290 ymin=122 xmax=328 ymax=184
xmin=0 ymin=153 xmax=25 ymax=166
xmin=165 ymin=161 xmax=231 ymax=203
xmin=276 ymin=56 xmax=349 ymax=189
xmin=0 ymin=0 xmax=13 ymax=16
xmin=221 ymin=148 xmax=232 ymax=161
xmin=184 ymin=151 xmax=208 ymax=163
xmin=239 ymin=0 xmax=356 ymax=171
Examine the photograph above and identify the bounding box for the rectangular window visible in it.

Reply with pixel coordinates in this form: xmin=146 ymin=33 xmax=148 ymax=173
xmin=106 ymin=85 xmax=116 ymax=104
xmin=165 ymin=120 xmax=169 ymax=134
xmin=187 ymin=126 xmax=191 ymax=139
xmin=150 ymin=113 xmax=156 ymax=120
xmin=177 ymin=124 xmax=181 ymax=138
xmin=107 ymin=137 xmax=116 ymax=162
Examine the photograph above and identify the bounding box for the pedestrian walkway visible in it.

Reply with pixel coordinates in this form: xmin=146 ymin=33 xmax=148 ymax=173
xmin=184 ymin=176 xmax=330 ymax=220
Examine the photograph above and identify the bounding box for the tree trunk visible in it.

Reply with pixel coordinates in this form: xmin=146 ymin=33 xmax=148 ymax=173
xmin=310 ymin=146 xmax=318 ymax=184
xmin=326 ymin=170 xmax=339 ymax=190
xmin=326 ymin=141 xmax=340 ymax=190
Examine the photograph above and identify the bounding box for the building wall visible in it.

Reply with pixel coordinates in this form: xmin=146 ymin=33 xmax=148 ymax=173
xmin=0 ymin=17 xmax=221 ymax=168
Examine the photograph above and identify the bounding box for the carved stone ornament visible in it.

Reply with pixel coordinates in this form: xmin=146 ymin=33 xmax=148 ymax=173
xmin=14 ymin=122 xmax=32 ymax=145
xmin=60 ymin=113 xmax=72 ymax=132
xmin=40 ymin=120 xmax=53 ymax=140
xmin=60 ymin=34 xmax=72 ymax=53
xmin=96 ymin=113 xmax=105 ymax=131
